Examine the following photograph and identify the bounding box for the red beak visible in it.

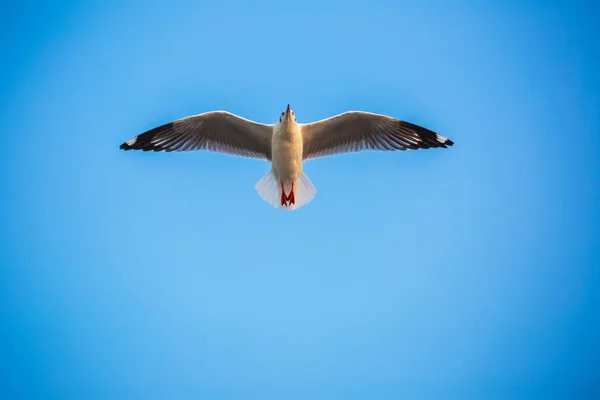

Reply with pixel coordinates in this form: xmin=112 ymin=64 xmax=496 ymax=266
xmin=286 ymin=104 xmax=290 ymax=114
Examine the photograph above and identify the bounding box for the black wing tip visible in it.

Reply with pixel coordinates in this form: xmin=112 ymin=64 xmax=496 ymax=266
xmin=119 ymin=140 xmax=147 ymax=151
xmin=399 ymin=120 xmax=455 ymax=149
xmin=119 ymin=142 xmax=164 ymax=151
xmin=119 ymin=122 xmax=176 ymax=152
xmin=119 ymin=140 xmax=165 ymax=152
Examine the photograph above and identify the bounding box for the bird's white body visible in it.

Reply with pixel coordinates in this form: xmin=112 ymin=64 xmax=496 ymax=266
xmin=271 ymin=119 xmax=303 ymax=194
xmin=254 ymin=115 xmax=317 ymax=211
xmin=120 ymin=104 xmax=454 ymax=211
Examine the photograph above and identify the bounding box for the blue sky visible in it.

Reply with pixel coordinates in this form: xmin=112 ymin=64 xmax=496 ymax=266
xmin=1 ymin=0 xmax=599 ymax=398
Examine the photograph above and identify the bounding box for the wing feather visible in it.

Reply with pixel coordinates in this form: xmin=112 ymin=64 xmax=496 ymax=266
xmin=301 ymin=111 xmax=453 ymax=160
xmin=120 ymin=111 xmax=273 ymax=160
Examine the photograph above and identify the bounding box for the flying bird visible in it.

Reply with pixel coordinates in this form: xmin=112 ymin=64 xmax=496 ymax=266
xmin=120 ymin=105 xmax=454 ymax=211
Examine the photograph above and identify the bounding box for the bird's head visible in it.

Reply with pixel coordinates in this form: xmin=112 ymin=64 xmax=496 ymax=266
xmin=279 ymin=104 xmax=296 ymax=123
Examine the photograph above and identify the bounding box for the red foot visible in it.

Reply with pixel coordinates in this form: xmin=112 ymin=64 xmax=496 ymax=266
xmin=280 ymin=182 xmax=287 ymax=206
xmin=280 ymin=182 xmax=295 ymax=206
xmin=288 ymin=183 xmax=295 ymax=205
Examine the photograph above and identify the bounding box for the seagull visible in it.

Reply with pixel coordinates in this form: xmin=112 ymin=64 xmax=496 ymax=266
xmin=120 ymin=105 xmax=454 ymax=211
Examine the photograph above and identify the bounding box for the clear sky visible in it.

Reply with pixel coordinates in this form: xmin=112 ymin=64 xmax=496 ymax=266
xmin=2 ymin=0 xmax=599 ymax=398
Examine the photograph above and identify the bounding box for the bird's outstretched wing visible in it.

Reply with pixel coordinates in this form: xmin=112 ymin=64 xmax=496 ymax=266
xmin=120 ymin=111 xmax=274 ymax=160
xmin=301 ymin=111 xmax=453 ymax=160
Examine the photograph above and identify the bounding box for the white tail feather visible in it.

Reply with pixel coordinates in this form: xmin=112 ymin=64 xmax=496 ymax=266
xmin=294 ymin=172 xmax=317 ymax=210
xmin=254 ymin=171 xmax=282 ymax=209
xmin=254 ymin=171 xmax=317 ymax=211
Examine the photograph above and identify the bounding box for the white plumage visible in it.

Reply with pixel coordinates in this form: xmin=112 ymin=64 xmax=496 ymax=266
xmin=120 ymin=104 xmax=454 ymax=211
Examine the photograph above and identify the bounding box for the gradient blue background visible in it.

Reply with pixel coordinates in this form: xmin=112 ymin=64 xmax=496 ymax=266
xmin=2 ymin=1 xmax=599 ymax=398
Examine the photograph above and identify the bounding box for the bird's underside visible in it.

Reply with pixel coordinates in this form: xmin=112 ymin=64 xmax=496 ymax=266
xmin=120 ymin=108 xmax=454 ymax=211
